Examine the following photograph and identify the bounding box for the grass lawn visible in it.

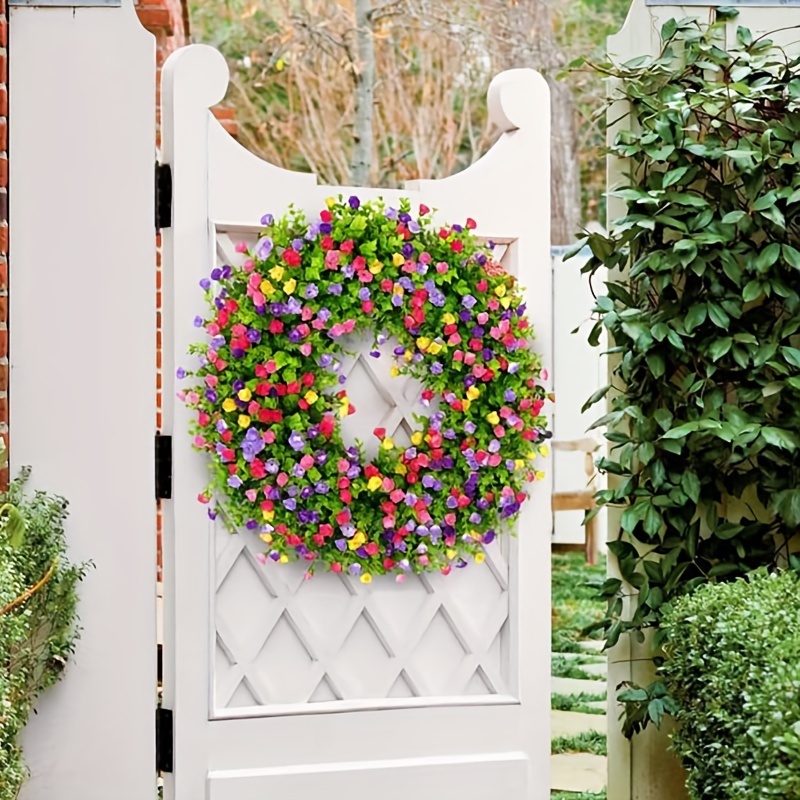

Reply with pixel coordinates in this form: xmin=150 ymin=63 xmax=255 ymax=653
xmin=551 ymin=553 xmax=606 ymax=653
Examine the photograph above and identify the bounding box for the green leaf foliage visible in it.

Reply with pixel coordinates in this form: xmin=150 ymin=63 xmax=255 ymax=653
xmin=578 ymin=17 xmax=800 ymax=737
xmin=0 ymin=469 xmax=89 ymax=799
xmin=662 ymin=571 xmax=800 ymax=799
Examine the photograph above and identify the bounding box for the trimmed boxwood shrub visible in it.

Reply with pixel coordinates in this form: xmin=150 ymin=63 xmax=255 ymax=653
xmin=662 ymin=570 xmax=800 ymax=800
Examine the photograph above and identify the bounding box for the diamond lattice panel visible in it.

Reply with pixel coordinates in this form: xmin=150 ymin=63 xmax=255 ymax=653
xmin=211 ymin=227 xmax=515 ymax=715
xmin=213 ymin=524 xmax=511 ymax=713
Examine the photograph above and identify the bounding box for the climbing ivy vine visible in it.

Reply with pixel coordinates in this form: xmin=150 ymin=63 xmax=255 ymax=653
xmin=575 ymin=13 xmax=800 ymax=735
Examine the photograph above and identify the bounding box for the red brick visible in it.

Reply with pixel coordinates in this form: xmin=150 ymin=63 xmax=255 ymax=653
xmin=136 ymin=7 xmax=174 ymax=34
xmin=0 ymin=53 xmax=7 ymax=86
xmin=0 ymin=121 xmax=7 ymax=153
xmin=0 ymin=21 xmax=7 ymax=48
xmin=0 ymin=157 xmax=7 ymax=189
xmin=0 ymin=330 xmax=8 ymax=359
xmin=0 ymin=225 xmax=8 ymax=256
xmin=0 ymin=365 xmax=8 ymax=392
xmin=0 ymin=260 xmax=7 ymax=291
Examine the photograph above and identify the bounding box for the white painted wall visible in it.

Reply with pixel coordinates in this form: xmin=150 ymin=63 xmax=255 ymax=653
xmin=9 ymin=4 xmax=156 ymax=799
xmin=551 ymin=245 xmax=607 ymax=549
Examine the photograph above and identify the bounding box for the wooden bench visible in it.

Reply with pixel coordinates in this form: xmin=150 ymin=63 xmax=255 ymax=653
xmin=551 ymin=437 xmax=601 ymax=565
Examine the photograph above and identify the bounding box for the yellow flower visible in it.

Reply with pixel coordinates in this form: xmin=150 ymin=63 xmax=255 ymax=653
xmin=269 ymin=265 xmax=285 ymax=281
xmin=275 ymin=57 xmax=285 ymax=72
xmin=443 ymin=312 xmax=456 ymax=325
xmin=466 ymin=386 xmax=480 ymax=401
xmin=260 ymin=533 xmax=273 ymax=544
xmin=222 ymin=398 xmax=236 ymax=413
xmin=262 ymin=509 xmax=274 ymax=521
xmin=514 ymin=459 xmax=525 ymax=470
xmin=486 ymin=411 xmax=500 ymax=425
xmin=411 ymin=432 xmax=423 ymax=446
xmin=381 ymin=437 xmax=394 ymax=451
xmin=500 ymin=296 xmax=512 ymax=309
xmin=369 ymin=260 xmax=383 ymax=275
xmin=446 ymin=548 xmax=457 ymax=561
xmin=338 ymin=396 xmax=350 ymax=418
xmin=403 ymin=350 xmax=412 ymax=362
xmin=283 ymin=278 xmax=297 ymax=295
xmin=348 ymin=531 xmax=367 ymax=550
xmin=392 ymin=253 xmax=405 ymax=266
xmin=238 ymin=414 xmax=251 ymax=428
xmin=427 ymin=342 xmax=442 ymax=355
xmin=395 ymin=463 xmax=408 ymax=475
xmin=535 ymin=470 xmax=546 ymax=481
xmin=390 ymin=366 xmax=400 ymax=378
xmin=360 ymin=573 xmax=373 ymax=584
xmin=495 ymin=284 xmax=507 ymax=297
xmin=461 ymin=399 xmax=471 ymax=412
xmin=238 ymin=387 xmax=252 ymax=402
xmin=474 ymin=552 xmax=485 ymax=564
xmin=279 ymin=554 xmax=289 ymax=563
xmin=367 ymin=475 xmax=383 ymax=492
xmin=260 ymin=280 xmax=275 ymax=296
xmin=325 ymin=196 xmax=336 ymax=209
xmin=539 ymin=445 xmax=550 ymax=457
xmin=416 ymin=337 xmax=431 ymax=352
xmin=304 ymin=390 xmax=319 ymax=405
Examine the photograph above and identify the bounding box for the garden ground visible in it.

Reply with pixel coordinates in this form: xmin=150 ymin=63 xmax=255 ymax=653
xmin=550 ymin=553 xmax=608 ymax=798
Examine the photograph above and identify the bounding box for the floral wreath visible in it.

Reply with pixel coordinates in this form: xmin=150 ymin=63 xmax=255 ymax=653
xmin=178 ymin=197 xmax=550 ymax=582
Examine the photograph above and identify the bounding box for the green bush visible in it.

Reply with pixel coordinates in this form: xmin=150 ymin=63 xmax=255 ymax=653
xmin=0 ymin=468 xmax=87 ymax=799
xmin=662 ymin=570 xmax=800 ymax=800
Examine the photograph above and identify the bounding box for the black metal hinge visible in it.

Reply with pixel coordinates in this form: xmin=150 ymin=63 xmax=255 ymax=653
xmin=156 ymin=707 xmax=174 ymax=773
xmin=155 ymin=434 xmax=173 ymax=500
xmin=155 ymin=162 xmax=172 ymax=231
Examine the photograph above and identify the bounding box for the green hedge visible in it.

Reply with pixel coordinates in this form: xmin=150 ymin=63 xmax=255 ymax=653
xmin=662 ymin=570 xmax=800 ymax=799
xmin=0 ymin=470 xmax=86 ymax=799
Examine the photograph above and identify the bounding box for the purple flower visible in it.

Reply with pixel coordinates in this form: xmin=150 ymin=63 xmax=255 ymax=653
xmin=402 ymin=243 xmax=414 ymax=258
xmin=328 ymin=283 xmax=343 ymax=296
xmin=306 ymin=222 xmax=321 ymax=240
xmin=227 ymin=475 xmax=243 ymax=488
xmin=211 ymin=268 xmax=222 ymax=281
xmin=319 ymin=222 xmax=333 ymax=235
xmin=489 ymin=439 xmax=501 ymax=453
xmin=315 ymin=482 xmax=330 ymax=495
xmin=241 ymin=428 xmax=265 ymax=462
xmin=288 ymin=430 xmax=306 ymax=452
xmin=504 ymin=389 xmax=517 ymax=402
xmin=508 ymin=362 xmax=520 ymax=374
xmin=265 ymin=458 xmax=280 ymax=474
xmin=216 ymin=419 xmax=228 ymax=434
xmin=462 ymin=295 xmax=477 ymax=309
xmin=292 ymin=465 xmax=306 ymax=479
xmin=391 ymin=294 xmax=403 ymax=307
xmin=318 ymin=308 xmax=331 ymax=322
xmin=292 ymin=238 xmax=304 ymax=252
xmin=385 ymin=207 xmax=398 ymax=220
xmin=358 ymin=287 xmax=371 ymax=301
xmin=399 ymin=277 xmax=414 ymax=291
xmin=335 ymin=539 xmax=347 ymax=552
xmin=283 ymin=498 xmax=297 ymax=511
xmin=342 ymin=264 xmax=355 ymax=279
xmin=430 ymin=362 xmax=443 ymax=375
xmin=464 ymin=421 xmax=477 ymax=435
xmin=304 ymin=284 xmax=319 ymax=300
xmin=444 ymin=429 xmax=456 ymax=440
xmin=261 ymin=213 xmax=274 ymax=226
xmin=256 ymin=236 xmax=274 ymax=260
xmin=176 ymin=367 xmax=186 ymax=379
xmin=469 ymin=512 xmax=482 ymax=524
xmin=348 ymin=563 xmax=362 ymax=575
xmin=199 ymin=278 xmax=211 ymax=290
xmin=408 ymin=220 xmax=421 ymax=234
xmin=349 ymin=195 xmax=361 ymax=209
xmin=247 ymin=329 xmax=262 ymax=344
xmin=233 ymin=379 xmax=245 ymax=392
xmin=205 ymin=389 xmax=218 ymax=403
xmin=429 ymin=289 xmax=445 ymax=307
xmin=286 ymin=297 xmax=302 ymax=314
xmin=193 ymin=316 xmax=203 ymax=328
xmin=459 ymin=310 xmax=472 ymax=322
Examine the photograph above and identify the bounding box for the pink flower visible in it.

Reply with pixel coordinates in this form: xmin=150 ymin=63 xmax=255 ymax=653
xmin=193 ymin=435 xmax=206 ymax=447
xmin=243 ymin=259 xmax=255 ymax=273
xmin=325 ymin=250 xmax=341 ymax=269
xmin=255 ymin=553 xmax=267 ymax=564
xmin=205 ymin=375 xmax=218 ymax=388
xmin=276 ymin=472 xmax=289 ymax=487
xmin=477 ymin=312 xmax=489 ymax=324
xmin=245 ymin=489 xmax=258 ymax=502
xmin=436 ymin=262 xmax=449 ymax=274
xmin=300 ymin=342 xmax=313 ymax=356
xmin=263 ymin=430 xmax=276 ymax=444
xmin=300 ymin=454 xmax=315 ymax=470
xmin=235 ymin=242 xmax=248 ymax=253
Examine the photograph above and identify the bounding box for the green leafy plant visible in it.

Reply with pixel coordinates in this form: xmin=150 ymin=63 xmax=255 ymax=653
xmin=662 ymin=570 xmax=800 ymax=799
xmin=551 ymin=691 xmax=606 ymax=715
xmin=551 ymin=730 xmax=608 ymax=757
xmin=0 ymin=467 xmax=88 ymax=799
xmin=576 ymin=14 xmax=800 ymax=735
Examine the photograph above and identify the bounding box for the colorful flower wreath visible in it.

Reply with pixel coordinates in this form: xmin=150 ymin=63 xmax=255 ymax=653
xmin=179 ymin=197 xmax=550 ymax=581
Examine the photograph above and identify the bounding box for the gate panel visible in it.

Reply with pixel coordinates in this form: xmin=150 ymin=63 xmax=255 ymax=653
xmin=162 ymin=44 xmax=551 ymax=800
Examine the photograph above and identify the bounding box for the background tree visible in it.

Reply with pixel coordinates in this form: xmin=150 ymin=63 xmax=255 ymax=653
xmin=189 ymin=0 xmax=629 ymax=242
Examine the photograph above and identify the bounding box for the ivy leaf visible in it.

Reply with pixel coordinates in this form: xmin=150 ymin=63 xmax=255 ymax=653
xmin=783 ymin=245 xmax=800 ymax=270
xmin=780 ymin=346 xmax=800 ymax=369
xmin=681 ymin=472 xmax=701 ymax=503
xmin=582 ymin=385 xmax=611 ymax=413
xmin=685 ymin=304 xmax=707 ymax=333
xmin=761 ymin=427 xmax=799 ymax=451
xmin=708 ymin=338 xmax=732 ymax=360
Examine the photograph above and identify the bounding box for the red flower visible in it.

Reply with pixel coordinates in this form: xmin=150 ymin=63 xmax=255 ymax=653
xmin=419 ymin=204 xmax=430 ymax=216
xmin=336 ymin=510 xmax=350 ymax=525
xmin=331 ymin=562 xmax=343 ymax=573
xmin=286 ymin=381 xmax=301 ymax=395
xmin=302 ymin=372 xmax=315 ymax=386
xmin=466 ymin=217 xmax=477 ymax=230
xmin=321 ymin=236 xmax=334 ymax=251
xmin=365 ymin=542 xmax=379 ymax=556
xmin=320 ymin=210 xmax=332 ymax=222
xmin=319 ymin=524 xmax=334 ymax=538
xmin=250 ymin=459 xmax=267 ymax=479
xmin=283 ymin=249 xmax=301 ymax=267
xmin=373 ymin=427 xmax=386 ymax=439
xmin=364 ymin=464 xmax=380 ymax=478
xmin=438 ymin=228 xmax=449 ymax=239
xmin=269 ymin=319 xmax=284 ymax=334
xmin=380 ymin=278 xmax=393 ymax=292
xmin=451 ymin=240 xmax=464 ymax=253
xmin=383 ymin=558 xmax=396 ymax=570
xmin=341 ymin=239 xmax=354 ymax=253
xmin=319 ymin=415 xmax=335 ymax=438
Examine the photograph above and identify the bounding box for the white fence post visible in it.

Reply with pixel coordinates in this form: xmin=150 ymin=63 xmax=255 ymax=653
xmin=9 ymin=3 xmax=156 ymax=798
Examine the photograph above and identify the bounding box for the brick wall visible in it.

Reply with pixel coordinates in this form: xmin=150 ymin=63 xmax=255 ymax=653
xmin=135 ymin=0 xmax=237 ymax=576
xmin=0 ymin=0 xmax=8 ymax=490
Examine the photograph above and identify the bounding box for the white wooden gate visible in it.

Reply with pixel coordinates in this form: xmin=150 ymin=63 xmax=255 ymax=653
xmin=161 ymin=44 xmax=552 ymax=800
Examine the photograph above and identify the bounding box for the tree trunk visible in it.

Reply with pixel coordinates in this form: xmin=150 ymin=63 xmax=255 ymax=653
xmin=491 ymin=0 xmax=582 ymax=244
xmin=351 ymin=0 xmax=375 ymax=186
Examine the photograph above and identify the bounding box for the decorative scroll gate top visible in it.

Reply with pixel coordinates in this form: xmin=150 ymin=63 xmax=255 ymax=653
xmin=161 ymin=43 xmax=553 ymax=800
